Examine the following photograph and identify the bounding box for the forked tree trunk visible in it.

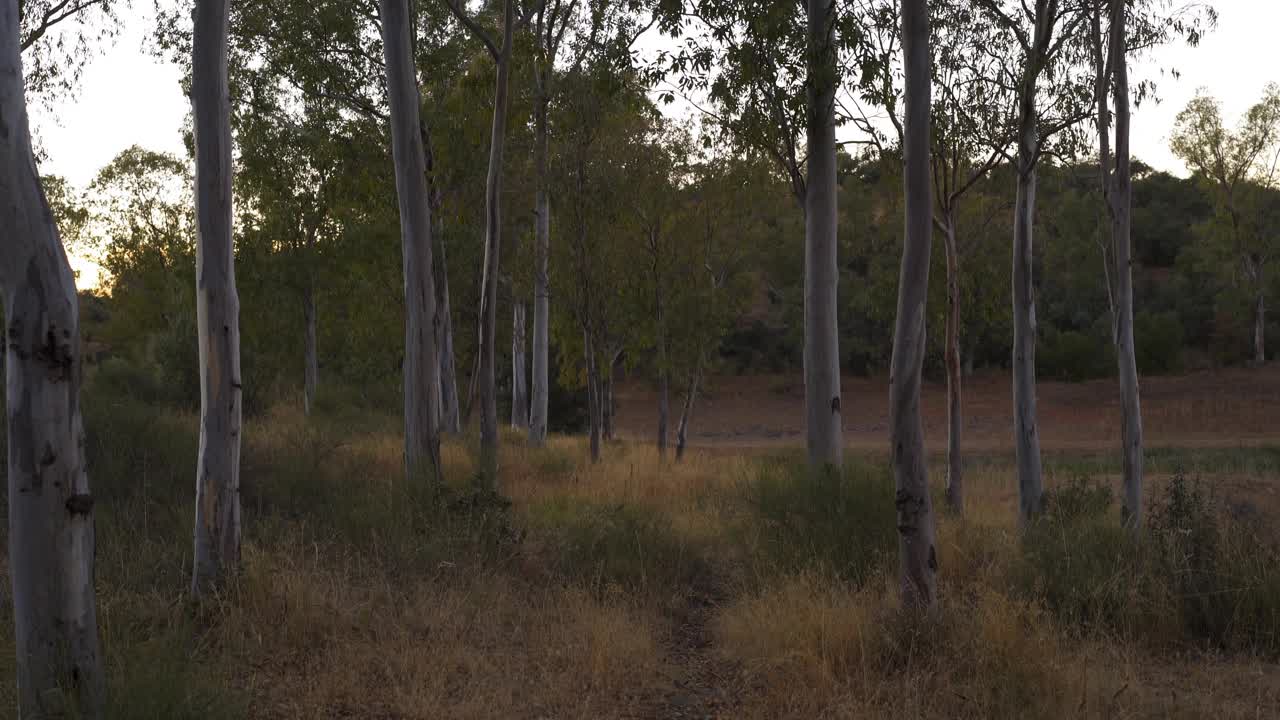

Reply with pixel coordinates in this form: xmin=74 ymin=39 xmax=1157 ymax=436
xmin=475 ymin=0 xmax=518 ymax=487
xmin=675 ymin=359 xmax=703 ymax=462
xmin=191 ymin=0 xmax=243 ymax=598
xmin=434 ymin=222 xmax=461 ymax=433
xmin=303 ymin=281 xmax=318 ymax=415
xmin=942 ymin=218 xmax=963 ymax=512
xmin=380 ymin=0 xmax=442 ymax=485
xmin=891 ymin=0 xmax=937 ymax=611
xmin=511 ymin=302 xmax=529 ymax=429
xmin=1104 ymin=0 xmax=1144 ymax=528
xmin=530 ymin=81 xmax=551 ymax=446
xmin=804 ymin=0 xmax=843 ymax=469
xmin=1 ymin=3 xmax=106 ymax=713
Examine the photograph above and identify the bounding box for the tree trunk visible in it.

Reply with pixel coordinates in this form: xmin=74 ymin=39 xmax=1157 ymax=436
xmin=1106 ymin=0 xmax=1144 ymax=528
xmin=602 ymin=349 xmax=618 ymax=442
xmin=585 ymin=328 xmax=602 ymax=462
xmin=0 ymin=4 xmax=106 ymax=713
xmin=434 ymin=221 xmax=461 ymax=434
xmin=891 ymin=0 xmax=937 ymax=611
xmin=191 ymin=0 xmax=243 ymax=599
xmin=655 ymin=276 xmax=669 ymax=457
xmin=511 ymin=302 xmax=529 ymax=429
xmin=675 ymin=358 xmax=703 ymax=462
xmin=1256 ymin=288 xmax=1266 ymax=365
xmin=530 ymin=80 xmax=551 ymax=447
xmin=379 ymin=0 xmax=442 ymax=486
xmin=476 ymin=0 xmax=516 ymax=488
xmin=943 ymin=218 xmax=963 ymax=512
xmin=804 ymin=0 xmax=843 ymax=469
xmin=1011 ymin=48 xmax=1046 ymax=522
xmin=303 ymin=281 xmax=318 ymax=415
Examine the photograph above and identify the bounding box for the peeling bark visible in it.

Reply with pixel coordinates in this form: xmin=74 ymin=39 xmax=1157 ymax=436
xmin=1 ymin=2 xmax=105 ymax=713
xmin=191 ymin=0 xmax=243 ymax=598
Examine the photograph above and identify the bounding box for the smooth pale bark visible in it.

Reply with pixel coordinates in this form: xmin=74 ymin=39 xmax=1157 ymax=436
xmin=473 ymin=0 xmax=519 ymax=487
xmin=191 ymin=0 xmax=243 ymax=598
xmin=434 ymin=221 xmax=461 ymax=434
xmin=511 ymin=302 xmax=529 ymax=429
xmin=804 ymin=0 xmax=843 ymax=469
xmin=675 ymin=359 xmax=703 ymax=462
xmin=303 ymin=281 xmax=318 ymax=415
xmin=942 ymin=218 xmax=963 ymax=511
xmin=379 ymin=0 xmax=443 ymax=485
xmin=602 ymin=349 xmax=618 ymax=442
xmin=1 ymin=3 xmax=106 ymax=713
xmin=1098 ymin=0 xmax=1144 ymax=528
xmin=891 ymin=0 xmax=938 ymax=611
xmin=529 ymin=75 xmax=551 ymax=446
xmin=1010 ymin=12 xmax=1049 ymax=522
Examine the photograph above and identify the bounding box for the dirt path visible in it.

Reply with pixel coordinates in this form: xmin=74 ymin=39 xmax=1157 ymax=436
xmin=635 ymin=573 xmax=742 ymax=719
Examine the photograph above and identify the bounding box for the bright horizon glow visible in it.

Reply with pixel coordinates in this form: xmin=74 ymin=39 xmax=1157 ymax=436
xmin=28 ymin=0 xmax=1276 ymax=290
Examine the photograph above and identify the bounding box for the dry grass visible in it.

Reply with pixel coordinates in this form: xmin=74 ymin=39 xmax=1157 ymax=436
xmin=3 ymin=388 xmax=1280 ymax=718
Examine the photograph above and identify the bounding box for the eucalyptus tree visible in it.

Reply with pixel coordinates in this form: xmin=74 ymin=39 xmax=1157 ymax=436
xmin=889 ymin=0 xmax=937 ymax=610
xmin=1 ymin=1 xmax=105 ymax=714
xmin=19 ymin=0 xmax=123 ymax=98
xmin=190 ymin=0 xmax=243 ymax=598
xmin=652 ymin=0 xmax=876 ymax=469
xmin=381 ymin=0 xmax=445 ymax=485
xmin=973 ymin=0 xmax=1094 ymax=521
xmin=439 ymin=0 xmax=539 ymax=485
xmin=1172 ymin=85 xmax=1280 ymax=367
xmin=1087 ymin=0 xmax=1211 ymax=527
xmin=855 ymin=0 xmax=1016 ymax=512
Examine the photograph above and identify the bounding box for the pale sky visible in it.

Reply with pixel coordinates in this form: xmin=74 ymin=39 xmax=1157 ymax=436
xmin=26 ymin=0 xmax=1276 ymax=285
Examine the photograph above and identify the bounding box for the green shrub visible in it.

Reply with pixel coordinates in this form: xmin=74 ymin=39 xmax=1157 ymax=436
xmin=1038 ymin=329 xmax=1113 ymax=382
xmin=739 ymin=459 xmax=896 ymax=585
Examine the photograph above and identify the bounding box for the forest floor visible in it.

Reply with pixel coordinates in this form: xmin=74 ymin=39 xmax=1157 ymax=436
xmin=3 ymin=368 xmax=1280 ymax=718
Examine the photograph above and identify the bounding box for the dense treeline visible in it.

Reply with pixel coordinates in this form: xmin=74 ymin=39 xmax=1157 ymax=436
xmin=64 ymin=146 xmax=1270 ymax=417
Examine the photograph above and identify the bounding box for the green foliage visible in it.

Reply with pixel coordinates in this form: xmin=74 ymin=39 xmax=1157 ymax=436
xmin=1038 ymin=328 xmax=1113 ymax=382
xmin=1135 ymin=311 xmax=1186 ymax=374
xmin=739 ymin=459 xmax=896 ymax=585
xmin=1015 ymin=474 xmax=1280 ymax=654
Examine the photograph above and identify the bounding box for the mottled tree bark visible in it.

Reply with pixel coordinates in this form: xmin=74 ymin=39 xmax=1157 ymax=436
xmin=804 ymin=0 xmax=843 ymax=469
xmin=191 ymin=0 xmax=243 ymax=598
xmin=891 ymin=0 xmax=938 ymax=611
xmin=1 ymin=2 xmax=105 ymax=713
xmin=511 ymin=302 xmax=529 ymax=429
xmin=379 ymin=0 xmax=442 ymax=486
